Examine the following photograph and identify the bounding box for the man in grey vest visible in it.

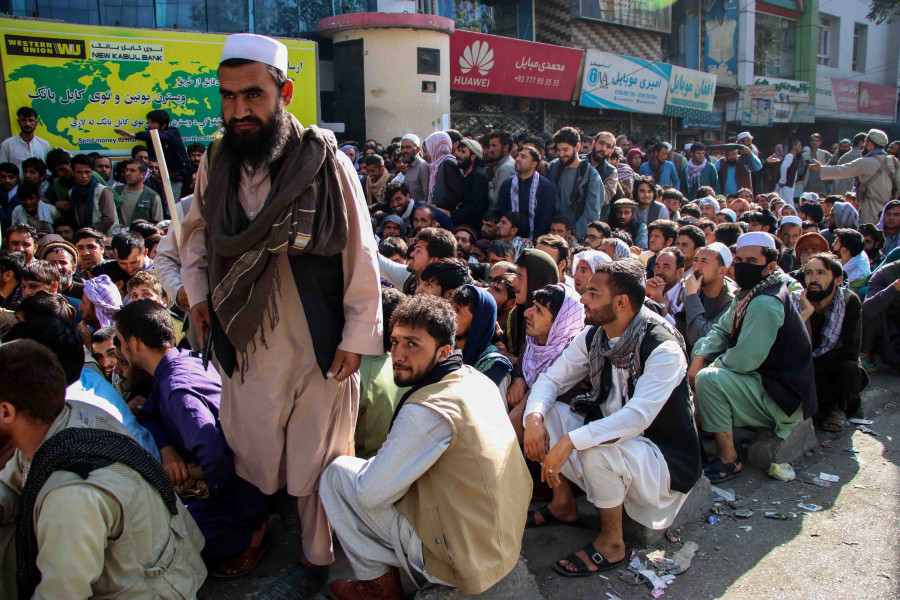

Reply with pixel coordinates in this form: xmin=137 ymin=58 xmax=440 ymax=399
xmin=115 ymin=158 xmax=163 ymax=228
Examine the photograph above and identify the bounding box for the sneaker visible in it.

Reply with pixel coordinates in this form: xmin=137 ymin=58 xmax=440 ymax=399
xmin=859 ymin=357 xmax=877 ymax=373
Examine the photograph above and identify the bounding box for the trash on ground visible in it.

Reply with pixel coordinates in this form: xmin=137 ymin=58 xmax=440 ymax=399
xmin=665 ymin=529 xmax=680 ymax=543
xmin=605 ymin=593 xmax=621 ymax=600
xmin=770 ymin=500 xmax=782 ymax=505
xmin=853 ymin=484 xmax=867 ymax=489
xmin=707 ymin=515 xmax=719 ymax=524
xmin=798 ymin=472 xmax=831 ymax=487
xmin=798 ymin=503 xmax=822 ymax=512
xmin=668 ymin=541 xmax=699 ymax=575
xmin=846 ymin=449 xmax=861 ymax=454
xmin=739 ymin=525 xmax=752 ymax=531
xmin=734 ymin=508 xmax=754 ymax=518
xmin=848 ymin=418 xmax=874 ymax=425
xmin=597 ymin=574 xmax=609 ymax=580
xmin=818 ymin=472 xmax=840 ymax=483
xmin=764 ymin=511 xmax=791 ymax=520
xmin=842 ymin=541 xmax=859 ymax=546
xmin=857 ymin=425 xmax=878 ymax=436
xmin=628 ymin=552 xmax=676 ymax=598
xmin=710 ymin=485 xmax=736 ymax=502
xmin=820 ymin=441 xmax=833 ymax=448
xmin=768 ymin=463 xmax=796 ymax=481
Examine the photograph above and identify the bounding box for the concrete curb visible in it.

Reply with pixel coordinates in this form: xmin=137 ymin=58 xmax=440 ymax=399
xmin=414 ymin=557 xmax=542 ymax=600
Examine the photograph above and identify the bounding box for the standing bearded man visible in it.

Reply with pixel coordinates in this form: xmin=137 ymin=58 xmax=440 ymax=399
xmin=179 ymin=34 xmax=383 ymax=599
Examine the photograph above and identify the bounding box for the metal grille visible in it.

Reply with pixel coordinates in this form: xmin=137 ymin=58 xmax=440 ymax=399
xmin=544 ymin=101 xmax=629 ymax=137
xmin=450 ymin=91 xmax=544 ymax=138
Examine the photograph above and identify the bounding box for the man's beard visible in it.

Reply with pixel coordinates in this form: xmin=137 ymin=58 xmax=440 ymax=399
xmin=457 ymin=247 xmax=471 ymax=261
xmin=593 ymin=149 xmax=606 ymax=163
xmin=458 ymin=156 xmax=472 ymax=171
xmin=393 ymin=350 xmax=441 ymax=387
xmin=221 ymin=103 xmax=290 ymax=169
xmin=402 ymin=153 xmax=416 ymax=165
xmin=584 ymin=300 xmax=615 ymax=327
xmin=559 ymin=153 xmax=576 ymax=168
xmin=58 ymin=271 xmax=72 ymax=288
xmin=806 ymin=280 xmax=836 ymax=302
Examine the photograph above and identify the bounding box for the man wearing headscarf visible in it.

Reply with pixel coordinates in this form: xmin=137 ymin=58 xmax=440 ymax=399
xmin=399 ymin=133 xmax=431 ymax=203
xmin=876 ymin=199 xmax=900 ymax=254
xmin=424 ymin=131 xmax=462 ymax=210
xmin=507 ymin=249 xmax=560 ymax=357
xmin=691 ymin=233 xmax=816 ymax=484
xmin=179 ymin=33 xmax=382 ymax=598
xmin=572 ymin=249 xmax=611 ymax=295
xmin=523 ymin=260 xmax=702 ymax=575
xmin=507 ymin=284 xmax=585 ymax=437
xmin=451 ymin=285 xmax=513 ymax=396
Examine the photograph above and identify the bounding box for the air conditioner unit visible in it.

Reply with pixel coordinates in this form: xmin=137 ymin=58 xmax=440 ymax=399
xmin=377 ymin=0 xmax=416 ymax=13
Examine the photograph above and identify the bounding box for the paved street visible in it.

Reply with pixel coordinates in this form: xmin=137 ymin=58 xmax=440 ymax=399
xmin=201 ymin=372 xmax=900 ymax=600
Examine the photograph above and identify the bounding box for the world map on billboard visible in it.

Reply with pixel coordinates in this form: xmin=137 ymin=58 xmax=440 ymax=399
xmin=575 ymin=0 xmax=672 ymax=34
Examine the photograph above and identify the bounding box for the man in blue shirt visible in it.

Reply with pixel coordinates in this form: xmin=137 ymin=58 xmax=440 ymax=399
xmin=716 ymin=147 xmax=763 ymax=196
xmin=639 ymin=143 xmax=681 ymax=189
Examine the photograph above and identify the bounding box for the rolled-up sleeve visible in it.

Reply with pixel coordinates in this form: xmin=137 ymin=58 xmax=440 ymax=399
xmin=335 ymin=151 xmax=384 ymax=356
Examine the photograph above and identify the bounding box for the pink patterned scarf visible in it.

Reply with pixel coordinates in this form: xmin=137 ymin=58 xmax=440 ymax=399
xmin=425 ymin=131 xmax=453 ymax=204
xmin=521 ymin=285 xmax=586 ymax=386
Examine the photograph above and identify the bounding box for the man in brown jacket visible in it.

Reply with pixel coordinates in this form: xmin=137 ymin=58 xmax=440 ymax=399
xmin=320 ymin=295 xmax=531 ymax=600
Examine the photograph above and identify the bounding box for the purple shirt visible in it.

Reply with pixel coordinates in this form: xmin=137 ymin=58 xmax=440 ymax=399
xmin=138 ymin=349 xmax=233 ymax=494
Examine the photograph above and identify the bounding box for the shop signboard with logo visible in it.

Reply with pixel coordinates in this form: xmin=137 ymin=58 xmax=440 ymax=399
xmin=0 ymin=17 xmax=317 ymax=150
xmin=449 ymin=30 xmax=583 ymax=101
xmin=859 ymin=82 xmax=897 ymax=117
xmin=580 ymin=49 xmax=671 ymax=114
xmin=741 ymin=84 xmax=775 ymax=126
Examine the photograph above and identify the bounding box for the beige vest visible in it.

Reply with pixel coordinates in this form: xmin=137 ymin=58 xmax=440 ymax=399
xmin=395 ymin=367 xmax=531 ymax=594
xmin=30 ymin=402 xmax=206 ymax=598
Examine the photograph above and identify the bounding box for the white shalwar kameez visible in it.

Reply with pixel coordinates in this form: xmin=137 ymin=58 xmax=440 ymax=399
xmin=525 ymin=328 xmax=690 ymax=529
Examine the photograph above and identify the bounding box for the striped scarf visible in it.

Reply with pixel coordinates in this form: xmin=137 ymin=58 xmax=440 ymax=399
xmin=511 ymin=173 xmax=539 ymax=236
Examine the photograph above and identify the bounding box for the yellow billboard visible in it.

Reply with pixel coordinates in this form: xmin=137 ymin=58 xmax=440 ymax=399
xmin=0 ymin=18 xmax=318 ymax=152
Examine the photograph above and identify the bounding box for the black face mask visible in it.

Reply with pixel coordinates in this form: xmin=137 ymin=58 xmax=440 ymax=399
xmin=806 ymin=280 xmax=836 ymax=302
xmin=733 ymin=262 xmax=768 ymax=291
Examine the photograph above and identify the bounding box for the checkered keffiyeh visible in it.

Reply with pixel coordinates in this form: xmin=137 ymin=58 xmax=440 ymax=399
xmin=83 ymin=274 xmax=122 ymax=328
xmin=521 ymin=285 xmax=586 ymax=387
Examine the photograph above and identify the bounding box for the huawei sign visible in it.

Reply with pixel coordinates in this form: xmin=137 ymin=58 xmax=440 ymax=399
xmin=459 ymin=40 xmax=494 ymax=75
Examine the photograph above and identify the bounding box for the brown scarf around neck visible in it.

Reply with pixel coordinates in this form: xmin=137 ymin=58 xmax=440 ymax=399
xmin=366 ymin=168 xmax=390 ymax=206
xmin=203 ymin=115 xmax=349 ymax=356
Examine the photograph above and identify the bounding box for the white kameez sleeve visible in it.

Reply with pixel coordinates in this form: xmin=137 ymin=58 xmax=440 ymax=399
xmin=567 ymin=340 xmax=686 ymax=451
xmin=524 ymin=328 xmax=592 ymax=421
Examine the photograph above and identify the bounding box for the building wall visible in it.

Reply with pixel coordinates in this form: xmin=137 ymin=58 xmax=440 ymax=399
xmin=331 ymin=26 xmax=451 ymax=143
xmin=534 ymin=0 xmax=662 ymax=61
xmin=817 ymin=0 xmax=900 ymax=87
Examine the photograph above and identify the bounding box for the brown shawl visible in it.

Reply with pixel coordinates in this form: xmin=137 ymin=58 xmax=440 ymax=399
xmin=203 ymin=116 xmax=349 ymax=354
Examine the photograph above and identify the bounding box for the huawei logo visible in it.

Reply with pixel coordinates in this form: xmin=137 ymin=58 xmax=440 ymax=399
xmin=460 ymin=41 xmax=494 ymax=76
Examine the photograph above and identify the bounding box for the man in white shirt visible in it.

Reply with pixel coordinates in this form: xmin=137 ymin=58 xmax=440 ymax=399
xmin=0 ymin=107 xmax=51 ymax=170
xmin=523 ymin=259 xmax=702 ymax=576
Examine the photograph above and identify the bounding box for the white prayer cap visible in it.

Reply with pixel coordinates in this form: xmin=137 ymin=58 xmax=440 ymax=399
xmin=780 ymin=215 xmax=803 ymax=228
xmin=661 ymin=142 xmax=672 ymax=150
xmin=717 ymin=208 xmax=736 ymax=222
xmin=221 ymin=33 xmax=288 ymax=75
xmin=705 ymin=242 xmax=733 ymax=268
xmin=698 ymin=197 xmax=719 ymax=209
xmin=737 ymin=131 xmax=753 ymax=141
xmin=736 ymin=231 xmax=775 ymax=250
xmin=839 ymin=138 xmax=851 ymax=145
xmin=401 ymin=133 xmax=421 ymax=147
xmin=684 ymin=142 xmax=693 ymax=151
xmin=868 ymin=128 xmax=889 ymax=147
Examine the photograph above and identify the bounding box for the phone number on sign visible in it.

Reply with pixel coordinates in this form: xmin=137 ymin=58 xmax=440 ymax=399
xmin=514 ymin=76 xmax=560 ymax=86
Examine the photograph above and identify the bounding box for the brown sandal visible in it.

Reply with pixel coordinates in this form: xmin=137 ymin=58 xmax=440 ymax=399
xmin=210 ymin=538 xmax=269 ymax=580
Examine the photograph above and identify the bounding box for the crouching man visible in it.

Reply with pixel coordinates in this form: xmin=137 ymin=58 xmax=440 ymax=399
xmin=319 ymin=295 xmax=531 ymax=599
xmin=0 ymin=339 xmax=206 ymax=598
xmin=523 ymin=260 xmax=702 ymax=576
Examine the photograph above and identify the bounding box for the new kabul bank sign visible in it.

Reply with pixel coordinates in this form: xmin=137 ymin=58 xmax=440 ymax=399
xmin=0 ymin=18 xmax=318 ymax=151
xmin=580 ymin=49 xmax=716 ymax=116
xmin=449 ymin=31 xmax=584 ymax=101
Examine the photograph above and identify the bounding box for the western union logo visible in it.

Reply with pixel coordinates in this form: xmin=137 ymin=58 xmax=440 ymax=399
xmin=5 ymin=34 xmax=86 ymax=59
